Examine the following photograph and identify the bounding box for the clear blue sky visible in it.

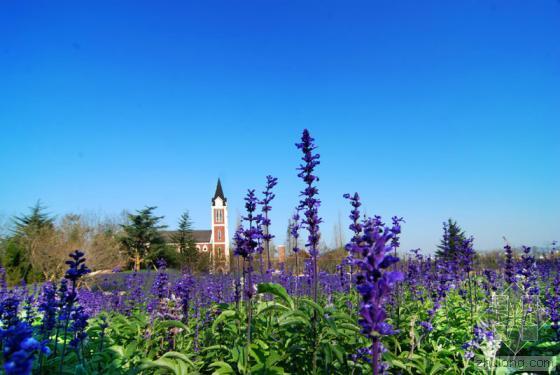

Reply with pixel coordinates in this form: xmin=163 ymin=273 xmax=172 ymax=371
xmin=1 ymin=1 xmax=559 ymax=253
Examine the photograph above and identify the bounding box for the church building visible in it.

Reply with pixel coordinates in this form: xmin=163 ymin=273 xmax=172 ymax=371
xmin=163 ymin=179 xmax=230 ymax=273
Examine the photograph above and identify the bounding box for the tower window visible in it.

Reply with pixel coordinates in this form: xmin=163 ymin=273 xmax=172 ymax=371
xmin=215 ymin=209 xmax=223 ymax=223
xmin=217 ymin=229 xmax=222 ymax=241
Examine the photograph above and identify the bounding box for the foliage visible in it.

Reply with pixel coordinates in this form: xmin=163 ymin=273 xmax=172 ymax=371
xmin=12 ymin=201 xmax=55 ymax=237
xmin=120 ymin=206 xmax=168 ymax=271
xmin=435 ymin=218 xmax=467 ymax=261
xmin=172 ymin=211 xmax=198 ymax=272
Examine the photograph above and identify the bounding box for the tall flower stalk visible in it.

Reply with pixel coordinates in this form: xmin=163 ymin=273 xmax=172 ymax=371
xmin=260 ymin=175 xmax=278 ymax=273
xmin=345 ymin=213 xmax=404 ymax=374
xmin=290 ymin=209 xmax=302 ymax=297
xmin=296 ymin=129 xmax=322 ymax=303
xmin=546 ymin=271 xmax=560 ymax=341
xmin=233 ymin=189 xmax=263 ymax=369
xmin=58 ymin=250 xmax=90 ymax=373
xmin=343 ymin=193 xmax=362 ymax=294
xmin=460 ymin=237 xmax=477 ymax=327
xmin=504 ymin=244 xmax=516 ymax=286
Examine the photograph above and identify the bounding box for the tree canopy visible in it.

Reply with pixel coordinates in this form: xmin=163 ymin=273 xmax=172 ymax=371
xmin=120 ymin=206 xmax=167 ymax=271
xmin=172 ymin=211 xmax=198 ymax=271
xmin=435 ymin=218 xmax=467 ymax=261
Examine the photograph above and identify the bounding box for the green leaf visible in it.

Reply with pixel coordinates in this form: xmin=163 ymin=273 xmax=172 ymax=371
xmin=255 ymin=300 xmax=291 ymax=316
xmin=141 ymin=358 xmax=178 ymax=374
xmin=299 ymin=298 xmax=324 ymax=316
xmin=257 ymin=283 xmax=294 ymax=310
xmin=390 ymin=359 xmax=408 ymax=370
xmin=249 ymin=346 xmax=267 ymax=364
xmin=124 ymin=342 xmax=138 ymax=357
xmin=278 ymin=316 xmax=310 ymax=328
xmin=158 ymin=320 xmax=190 ymax=332
xmin=161 ymin=351 xmax=195 ymax=367
xmin=212 ymin=310 xmax=237 ymax=332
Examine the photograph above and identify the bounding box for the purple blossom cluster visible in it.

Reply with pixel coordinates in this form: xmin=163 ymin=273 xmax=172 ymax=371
xmin=234 ymin=189 xmax=264 ymax=299
xmin=296 ymin=129 xmax=322 ymax=302
xmin=0 ymin=250 xmax=90 ymax=374
xmin=344 ymin=193 xmax=404 ymax=374
xmin=546 ymin=272 xmax=560 ymax=341
xmin=504 ymin=244 xmax=516 ymax=286
xmin=260 ymin=175 xmax=278 ymax=272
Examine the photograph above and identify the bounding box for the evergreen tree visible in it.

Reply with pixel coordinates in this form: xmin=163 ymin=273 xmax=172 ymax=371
xmin=13 ymin=200 xmax=54 ymax=236
xmin=3 ymin=201 xmax=55 ymax=283
xmin=435 ymin=218 xmax=466 ymax=261
xmin=1 ymin=238 xmax=29 ymax=284
xmin=172 ymin=211 xmax=198 ymax=272
xmin=120 ymin=206 xmax=167 ymax=271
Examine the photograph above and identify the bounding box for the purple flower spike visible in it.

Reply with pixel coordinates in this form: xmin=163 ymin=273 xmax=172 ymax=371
xmin=345 ymin=207 xmax=404 ymax=374
xmin=260 ymin=175 xmax=278 ymax=272
xmin=296 ymin=129 xmax=322 ymax=302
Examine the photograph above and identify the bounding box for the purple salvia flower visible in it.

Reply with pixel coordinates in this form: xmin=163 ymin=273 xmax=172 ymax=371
xmin=234 ymin=189 xmax=263 ymax=299
xmin=296 ymin=129 xmax=322 ymax=302
xmin=518 ymin=246 xmax=539 ymax=295
xmin=462 ymin=322 xmax=497 ymax=362
xmin=545 ymin=272 xmax=560 ymax=341
xmin=343 ymin=193 xmax=362 ymax=244
xmin=0 ymin=294 xmax=20 ymax=329
xmin=346 ymin=214 xmax=404 ymax=374
xmin=390 ymin=216 xmax=404 ymax=252
xmin=151 ymin=260 xmax=170 ymax=300
xmin=290 ymin=209 xmax=302 ymax=254
xmin=504 ymin=244 xmax=516 ymax=286
xmin=260 ymin=175 xmax=278 ymax=272
xmin=343 ymin=192 xmax=362 ymax=288
xmin=69 ymin=305 xmax=89 ymax=349
xmin=65 ymin=250 xmax=91 ymax=284
xmin=419 ymin=321 xmax=433 ymax=332
xmin=0 ymin=321 xmax=50 ymax=375
xmin=483 ymin=269 xmax=499 ymax=297
xmin=124 ymin=272 xmax=145 ymax=314
xmin=233 ymin=225 xmax=247 ymax=258
xmin=518 ymin=246 xmax=539 ymax=313
xmin=38 ymin=282 xmax=57 ymax=336
xmin=55 ymin=250 xmax=91 ymax=362
xmin=459 ymin=237 xmax=476 ymax=275
xmin=174 ymin=272 xmax=195 ymax=323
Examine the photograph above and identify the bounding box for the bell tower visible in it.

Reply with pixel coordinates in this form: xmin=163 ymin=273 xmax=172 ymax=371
xmin=211 ymin=179 xmax=229 ymax=273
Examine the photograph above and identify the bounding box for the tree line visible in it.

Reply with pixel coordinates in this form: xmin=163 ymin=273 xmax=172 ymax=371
xmin=2 ymin=200 xmax=516 ymax=286
xmin=0 ymin=202 xmax=209 ymax=285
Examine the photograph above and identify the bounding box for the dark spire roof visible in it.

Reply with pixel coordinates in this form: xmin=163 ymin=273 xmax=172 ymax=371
xmin=212 ymin=178 xmax=227 ymax=205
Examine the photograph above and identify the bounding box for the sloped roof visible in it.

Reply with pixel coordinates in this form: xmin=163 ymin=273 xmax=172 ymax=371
xmin=212 ymin=178 xmax=227 ymax=205
xmin=162 ymin=229 xmax=212 ymax=244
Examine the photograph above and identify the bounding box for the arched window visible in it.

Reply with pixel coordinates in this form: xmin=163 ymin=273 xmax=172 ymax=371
xmin=217 ymin=229 xmax=222 ymax=241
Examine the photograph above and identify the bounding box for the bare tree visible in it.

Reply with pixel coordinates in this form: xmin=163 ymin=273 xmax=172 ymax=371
xmin=83 ymin=213 xmax=124 ymax=271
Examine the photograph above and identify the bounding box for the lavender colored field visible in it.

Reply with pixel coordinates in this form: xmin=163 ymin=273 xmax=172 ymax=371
xmin=0 ymin=130 xmax=559 ymax=374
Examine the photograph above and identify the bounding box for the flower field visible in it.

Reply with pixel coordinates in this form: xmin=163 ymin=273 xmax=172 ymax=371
xmin=1 ymin=130 xmax=559 ymax=374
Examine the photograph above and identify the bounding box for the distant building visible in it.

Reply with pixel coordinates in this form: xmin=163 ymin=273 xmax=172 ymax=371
xmin=162 ymin=179 xmax=230 ymax=273
xmin=277 ymin=245 xmax=286 ymax=264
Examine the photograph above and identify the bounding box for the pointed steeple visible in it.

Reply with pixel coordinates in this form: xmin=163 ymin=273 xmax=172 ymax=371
xmin=212 ymin=178 xmax=227 ymax=205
